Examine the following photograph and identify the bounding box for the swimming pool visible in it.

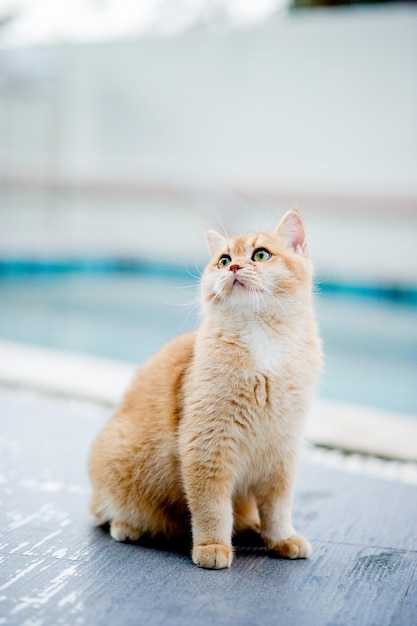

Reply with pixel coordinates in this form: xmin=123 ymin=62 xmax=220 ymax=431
xmin=0 ymin=269 xmax=416 ymax=416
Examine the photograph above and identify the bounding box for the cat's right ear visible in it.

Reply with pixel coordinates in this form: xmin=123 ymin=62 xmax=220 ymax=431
xmin=206 ymin=229 xmax=227 ymax=259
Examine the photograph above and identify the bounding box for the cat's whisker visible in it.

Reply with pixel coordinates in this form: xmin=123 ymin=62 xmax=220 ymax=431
xmin=243 ymin=282 xmax=275 ymax=322
xmin=184 ymin=271 xmax=201 ymax=282
xmin=168 ymin=283 xmax=200 ymax=291
xmin=259 ymin=202 xmax=273 ymax=232
xmin=211 ymin=290 xmax=223 ymax=305
xmin=215 ymin=215 xmax=230 ymax=240
xmin=257 ymin=288 xmax=285 ymax=317
xmin=203 ymin=204 xmax=230 ymax=239
xmin=262 ymin=282 xmax=291 ymax=298
xmin=256 ymin=289 xmax=274 ymax=322
xmin=167 ymin=298 xmax=200 ymax=310
xmin=180 ymin=307 xmax=200 ymax=329
xmin=176 ymin=297 xmax=204 ymax=329
xmin=275 ymin=286 xmax=291 ymax=296
xmin=168 ymin=297 xmax=199 ymax=311
xmin=184 ymin=263 xmax=202 ymax=282
xmin=252 ymin=287 xmax=262 ymax=309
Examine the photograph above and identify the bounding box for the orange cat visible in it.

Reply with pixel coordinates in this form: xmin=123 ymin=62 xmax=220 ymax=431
xmin=88 ymin=207 xmax=322 ymax=569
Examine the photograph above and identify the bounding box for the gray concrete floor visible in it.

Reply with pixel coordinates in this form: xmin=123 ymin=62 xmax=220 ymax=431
xmin=0 ymin=385 xmax=416 ymax=626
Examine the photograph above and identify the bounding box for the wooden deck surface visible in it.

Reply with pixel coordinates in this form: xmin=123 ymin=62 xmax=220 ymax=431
xmin=0 ymin=386 xmax=416 ymax=626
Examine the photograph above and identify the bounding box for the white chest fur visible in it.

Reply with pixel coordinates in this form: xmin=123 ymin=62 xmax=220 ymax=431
xmin=242 ymin=323 xmax=287 ymax=374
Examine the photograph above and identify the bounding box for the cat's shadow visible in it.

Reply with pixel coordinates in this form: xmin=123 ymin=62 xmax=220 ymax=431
xmin=94 ymin=525 xmax=267 ymax=559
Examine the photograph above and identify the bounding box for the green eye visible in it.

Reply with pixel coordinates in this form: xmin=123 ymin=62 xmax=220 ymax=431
xmin=252 ymin=248 xmax=272 ymax=262
xmin=218 ymin=254 xmax=232 ymax=268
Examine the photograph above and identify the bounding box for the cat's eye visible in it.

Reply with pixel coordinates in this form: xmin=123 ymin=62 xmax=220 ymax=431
xmin=218 ymin=254 xmax=232 ymax=268
xmin=252 ymin=248 xmax=272 ymax=262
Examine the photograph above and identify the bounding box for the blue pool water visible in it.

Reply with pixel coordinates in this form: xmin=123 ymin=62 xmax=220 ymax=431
xmin=0 ymin=270 xmax=416 ymax=416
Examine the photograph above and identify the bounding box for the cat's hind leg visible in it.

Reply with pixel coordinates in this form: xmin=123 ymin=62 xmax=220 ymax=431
xmin=90 ymin=490 xmax=143 ymax=541
xmin=110 ymin=520 xmax=143 ymax=542
xmin=233 ymin=491 xmax=261 ymax=534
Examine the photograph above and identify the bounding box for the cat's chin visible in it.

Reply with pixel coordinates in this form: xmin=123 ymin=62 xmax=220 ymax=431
xmin=225 ymin=289 xmax=270 ymax=314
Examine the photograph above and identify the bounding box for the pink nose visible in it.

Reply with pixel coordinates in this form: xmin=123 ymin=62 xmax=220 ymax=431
xmin=229 ymin=264 xmax=241 ymax=273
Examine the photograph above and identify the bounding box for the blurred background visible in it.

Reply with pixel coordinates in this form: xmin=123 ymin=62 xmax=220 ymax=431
xmin=0 ymin=0 xmax=416 ymax=417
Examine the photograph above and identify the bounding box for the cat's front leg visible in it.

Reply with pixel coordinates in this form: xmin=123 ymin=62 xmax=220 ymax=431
xmin=189 ymin=486 xmax=234 ymax=569
xmin=181 ymin=454 xmax=234 ymax=569
xmin=256 ymin=465 xmax=311 ymax=560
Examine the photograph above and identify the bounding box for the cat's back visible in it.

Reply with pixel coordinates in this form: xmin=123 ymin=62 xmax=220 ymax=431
xmin=110 ymin=330 xmax=197 ymax=433
xmin=124 ymin=329 xmax=196 ymax=411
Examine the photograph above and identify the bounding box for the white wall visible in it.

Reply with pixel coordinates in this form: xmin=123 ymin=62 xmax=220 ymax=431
xmin=1 ymin=5 xmax=416 ymax=286
xmin=1 ymin=4 xmax=416 ymax=198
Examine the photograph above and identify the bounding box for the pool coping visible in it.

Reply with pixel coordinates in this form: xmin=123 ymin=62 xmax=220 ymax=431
xmin=0 ymin=338 xmax=416 ymax=463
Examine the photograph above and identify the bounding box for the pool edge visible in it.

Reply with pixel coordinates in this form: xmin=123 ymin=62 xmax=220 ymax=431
xmin=0 ymin=338 xmax=416 ymax=463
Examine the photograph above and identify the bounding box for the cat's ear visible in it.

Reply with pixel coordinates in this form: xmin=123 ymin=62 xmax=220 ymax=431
xmin=276 ymin=207 xmax=308 ymax=256
xmin=206 ymin=229 xmax=227 ymax=258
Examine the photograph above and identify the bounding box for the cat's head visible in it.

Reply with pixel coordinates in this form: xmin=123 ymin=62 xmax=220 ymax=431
xmin=201 ymin=207 xmax=313 ymax=316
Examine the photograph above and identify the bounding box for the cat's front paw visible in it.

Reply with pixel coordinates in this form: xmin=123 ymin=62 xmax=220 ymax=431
xmin=192 ymin=544 xmax=233 ymax=569
xmin=268 ymin=535 xmax=311 ymax=559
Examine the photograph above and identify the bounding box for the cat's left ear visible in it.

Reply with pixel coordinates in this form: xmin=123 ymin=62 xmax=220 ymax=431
xmin=206 ymin=229 xmax=227 ymax=258
xmin=276 ymin=207 xmax=308 ymax=256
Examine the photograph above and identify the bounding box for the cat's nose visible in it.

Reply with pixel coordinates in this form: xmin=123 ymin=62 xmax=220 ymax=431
xmin=229 ymin=264 xmax=241 ymax=273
